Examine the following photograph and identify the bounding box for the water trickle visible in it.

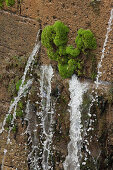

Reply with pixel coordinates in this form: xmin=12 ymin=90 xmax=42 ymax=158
xmin=26 ymin=65 xmax=54 ymax=170
xmin=95 ymin=9 xmax=113 ymax=88
xmin=63 ymin=75 xmax=87 ymax=170
xmin=0 ymin=30 xmax=41 ymax=136
xmin=0 ymin=30 xmax=41 ymax=170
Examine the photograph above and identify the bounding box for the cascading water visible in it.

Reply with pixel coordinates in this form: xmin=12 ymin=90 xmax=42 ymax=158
xmin=95 ymin=8 xmax=113 ymax=88
xmin=39 ymin=65 xmax=54 ymax=170
xmin=80 ymin=8 xmax=113 ymax=168
xmin=63 ymin=75 xmax=87 ymax=170
xmin=26 ymin=65 xmax=54 ymax=170
xmin=0 ymin=30 xmax=41 ymax=170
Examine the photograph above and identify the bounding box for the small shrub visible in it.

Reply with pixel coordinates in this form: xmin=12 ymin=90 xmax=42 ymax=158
xmin=53 ymin=21 xmax=69 ymax=47
xmin=41 ymin=21 xmax=97 ymax=79
xmin=41 ymin=25 xmax=55 ymax=50
xmin=75 ymin=28 xmax=97 ymax=52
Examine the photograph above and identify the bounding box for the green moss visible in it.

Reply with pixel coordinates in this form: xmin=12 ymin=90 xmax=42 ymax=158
xmin=41 ymin=22 xmax=97 ymax=79
xmin=6 ymin=114 xmax=13 ymax=125
xmin=16 ymin=101 xmax=24 ymax=118
xmin=75 ymin=28 xmax=97 ymax=52
xmin=41 ymin=25 xmax=55 ymax=50
xmin=0 ymin=0 xmax=4 ymax=7
xmin=58 ymin=46 xmax=67 ymax=56
xmin=66 ymin=45 xmax=80 ymax=58
xmin=16 ymin=80 xmax=22 ymax=91
xmin=18 ymin=101 xmax=23 ymax=109
xmin=47 ymin=49 xmax=59 ymax=61
xmin=58 ymin=62 xmax=75 ymax=79
xmin=5 ymin=0 xmax=15 ymax=6
xmin=53 ymin=21 xmax=69 ymax=47
xmin=16 ymin=109 xmax=23 ymax=117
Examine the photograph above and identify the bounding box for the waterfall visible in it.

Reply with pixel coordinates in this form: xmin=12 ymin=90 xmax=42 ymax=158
xmin=95 ymin=8 xmax=113 ymax=88
xmin=0 ymin=30 xmax=41 ymax=136
xmin=40 ymin=65 xmax=54 ymax=170
xmin=0 ymin=30 xmax=41 ymax=170
xmin=80 ymin=8 xmax=113 ymax=168
xmin=26 ymin=65 xmax=54 ymax=170
xmin=63 ymin=75 xmax=87 ymax=170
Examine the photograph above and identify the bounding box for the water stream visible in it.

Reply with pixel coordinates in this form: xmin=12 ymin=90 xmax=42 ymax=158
xmin=26 ymin=65 xmax=54 ymax=170
xmin=63 ymin=75 xmax=87 ymax=170
xmin=0 ymin=30 xmax=41 ymax=170
xmin=95 ymin=8 xmax=113 ymax=88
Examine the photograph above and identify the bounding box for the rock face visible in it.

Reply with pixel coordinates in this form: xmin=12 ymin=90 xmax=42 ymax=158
xmin=0 ymin=0 xmax=113 ymax=169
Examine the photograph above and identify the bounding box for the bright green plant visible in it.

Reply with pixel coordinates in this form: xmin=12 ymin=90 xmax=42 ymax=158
xmin=75 ymin=28 xmax=97 ymax=52
xmin=0 ymin=0 xmax=15 ymax=7
xmin=66 ymin=45 xmax=80 ymax=58
xmin=5 ymin=0 xmax=15 ymax=6
xmin=58 ymin=63 xmax=73 ymax=79
xmin=16 ymin=80 xmax=22 ymax=91
xmin=41 ymin=21 xmax=97 ymax=79
xmin=53 ymin=21 xmax=69 ymax=47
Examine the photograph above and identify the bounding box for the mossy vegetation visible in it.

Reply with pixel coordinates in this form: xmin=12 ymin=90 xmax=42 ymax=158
xmin=16 ymin=79 xmax=22 ymax=91
xmin=16 ymin=101 xmax=24 ymax=118
xmin=5 ymin=0 xmax=15 ymax=6
xmin=0 ymin=0 xmax=15 ymax=7
xmin=0 ymin=0 xmax=4 ymax=7
xmin=41 ymin=21 xmax=97 ymax=79
xmin=6 ymin=114 xmax=13 ymax=125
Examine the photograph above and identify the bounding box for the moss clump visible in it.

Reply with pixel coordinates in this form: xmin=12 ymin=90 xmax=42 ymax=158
xmin=66 ymin=45 xmax=80 ymax=58
xmin=41 ymin=25 xmax=55 ymax=50
xmin=75 ymin=28 xmax=97 ymax=52
xmin=0 ymin=0 xmax=15 ymax=7
xmin=41 ymin=21 xmax=97 ymax=79
xmin=16 ymin=80 xmax=22 ymax=91
xmin=6 ymin=114 xmax=13 ymax=125
xmin=58 ymin=63 xmax=75 ymax=79
xmin=16 ymin=101 xmax=23 ymax=118
xmin=53 ymin=21 xmax=69 ymax=47
xmin=0 ymin=0 xmax=4 ymax=7
xmin=5 ymin=0 xmax=15 ymax=6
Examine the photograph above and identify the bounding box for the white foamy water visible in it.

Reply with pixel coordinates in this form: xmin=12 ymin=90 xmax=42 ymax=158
xmin=39 ymin=65 xmax=54 ymax=170
xmin=25 ymin=101 xmax=40 ymax=170
xmin=95 ymin=9 xmax=113 ymax=88
xmin=26 ymin=65 xmax=54 ymax=170
xmin=63 ymin=75 xmax=87 ymax=170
